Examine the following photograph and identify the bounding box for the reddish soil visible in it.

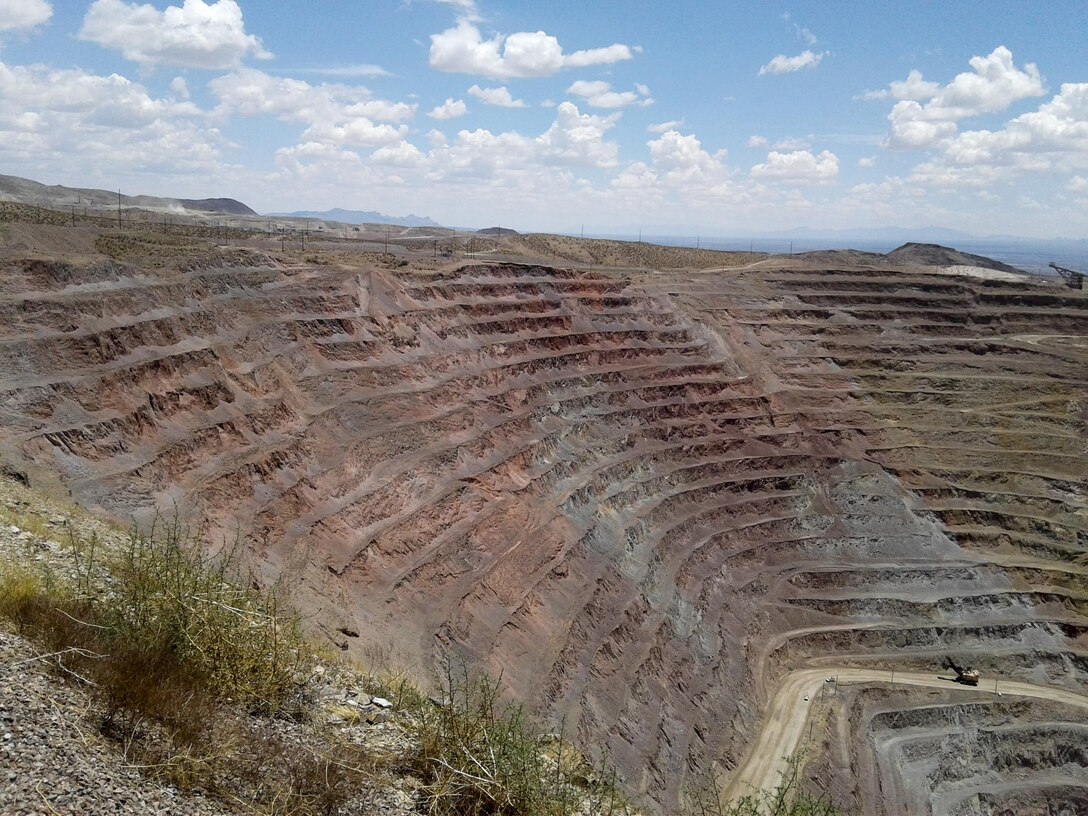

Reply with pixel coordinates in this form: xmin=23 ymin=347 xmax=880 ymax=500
xmin=0 ymin=223 xmax=1084 ymax=813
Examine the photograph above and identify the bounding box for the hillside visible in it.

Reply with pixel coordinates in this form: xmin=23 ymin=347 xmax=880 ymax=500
xmin=0 ymin=210 xmax=1085 ymax=815
xmin=885 ymin=241 xmax=1023 ymax=273
xmin=0 ymin=174 xmax=256 ymax=216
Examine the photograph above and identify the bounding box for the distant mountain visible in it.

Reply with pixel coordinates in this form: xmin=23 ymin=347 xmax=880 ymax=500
xmin=0 ymin=174 xmax=256 ymax=215
xmin=268 ymin=208 xmax=441 ymax=228
xmin=751 ymin=225 xmax=979 ymax=244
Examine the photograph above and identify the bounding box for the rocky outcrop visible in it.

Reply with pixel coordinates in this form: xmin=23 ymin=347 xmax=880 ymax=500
xmin=0 ymin=250 xmax=1084 ymax=812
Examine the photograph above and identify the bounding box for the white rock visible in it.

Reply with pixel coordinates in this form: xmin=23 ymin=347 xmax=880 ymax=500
xmin=371 ymin=696 xmax=393 ymax=709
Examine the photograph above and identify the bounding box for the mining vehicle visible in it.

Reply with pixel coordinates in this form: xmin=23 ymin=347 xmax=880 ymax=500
xmin=1050 ymin=262 xmax=1085 ymax=290
xmin=946 ymin=657 xmax=980 ymax=686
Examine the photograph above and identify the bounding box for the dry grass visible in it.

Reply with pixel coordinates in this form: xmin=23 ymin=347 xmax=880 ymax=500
xmin=0 ymin=515 xmax=375 ymax=815
xmin=409 ymin=663 xmax=633 ymax=816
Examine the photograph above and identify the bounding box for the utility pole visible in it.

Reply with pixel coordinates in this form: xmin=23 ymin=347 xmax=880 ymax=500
xmin=117 ymin=188 xmax=122 ymax=230
xmin=580 ymin=224 xmax=584 ymax=239
xmin=71 ymin=205 xmax=76 ymax=227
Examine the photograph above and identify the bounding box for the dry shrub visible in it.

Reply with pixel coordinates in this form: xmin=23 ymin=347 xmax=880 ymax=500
xmin=0 ymin=514 xmax=373 ymax=815
xmin=410 ymin=663 xmax=630 ymax=816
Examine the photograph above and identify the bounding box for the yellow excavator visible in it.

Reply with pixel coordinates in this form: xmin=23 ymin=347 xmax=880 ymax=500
xmin=946 ymin=657 xmax=980 ymax=686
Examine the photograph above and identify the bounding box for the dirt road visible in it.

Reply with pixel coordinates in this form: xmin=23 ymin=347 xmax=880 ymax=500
xmin=723 ymin=668 xmax=1088 ymax=804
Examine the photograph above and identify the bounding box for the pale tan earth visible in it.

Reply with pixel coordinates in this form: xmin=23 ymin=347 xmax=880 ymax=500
xmin=0 ymin=211 xmax=1085 ymax=815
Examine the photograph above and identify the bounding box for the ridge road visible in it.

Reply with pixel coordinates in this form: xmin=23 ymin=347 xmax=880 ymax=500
xmin=723 ymin=667 xmax=1088 ymax=805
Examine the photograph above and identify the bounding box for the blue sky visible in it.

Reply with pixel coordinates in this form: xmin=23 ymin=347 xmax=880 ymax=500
xmin=0 ymin=0 xmax=1086 ymax=237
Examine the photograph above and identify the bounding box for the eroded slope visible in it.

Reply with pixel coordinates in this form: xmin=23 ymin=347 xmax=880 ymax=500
xmin=0 ymin=247 xmax=1084 ymax=813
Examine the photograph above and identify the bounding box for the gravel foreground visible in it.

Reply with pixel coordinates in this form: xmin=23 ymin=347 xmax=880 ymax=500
xmin=1 ymin=629 xmax=236 ymax=816
xmin=0 ymin=478 xmax=420 ymax=816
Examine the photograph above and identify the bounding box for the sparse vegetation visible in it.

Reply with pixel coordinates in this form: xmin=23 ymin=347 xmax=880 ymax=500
xmin=0 ymin=508 xmax=645 ymax=815
xmin=685 ymin=755 xmax=843 ymax=816
xmin=0 ymin=514 xmax=379 ymax=815
xmin=409 ymin=663 xmax=633 ymax=816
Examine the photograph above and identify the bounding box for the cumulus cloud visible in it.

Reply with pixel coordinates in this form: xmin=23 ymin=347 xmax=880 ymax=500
xmin=746 ymin=134 xmax=768 ymax=148
xmin=467 ymin=84 xmax=525 ymax=107
xmin=909 ymin=82 xmax=1088 ymax=187
xmin=1069 ymin=176 xmax=1088 ymax=193
xmin=429 ymin=97 xmax=468 ymax=119
xmin=211 ymin=68 xmax=412 ymax=148
xmin=169 ymin=76 xmax=190 ymax=99
xmin=772 ymin=136 xmax=810 ymax=150
xmin=429 ymin=19 xmax=632 ymax=78
xmin=759 ymin=50 xmax=824 ymax=76
xmin=861 ymin=69 xmax=941 ymax=102
xmin=613 ymin=129 xmax=732 ymax=197
xmin=648 ymin=118 xmax=684 ymax=134
xmin=79 ymin=0 xmax=270 ymax=70
xmin=858 ymin=156 xmax=876 ymax=168
xmin=750 ymin=149 xmax=839 ymax=183
xmin=0 ymin=0 xmax=52 ymax=32
xmin=0 ymin=59 xmax=219 ymax=177
xmin=536 ymin=102 xmax=621 ymax=167
xmin=566 ymin=80 xmax=652 ymax=109
xmin=882 ymin=47 xmax=1046 ymax=150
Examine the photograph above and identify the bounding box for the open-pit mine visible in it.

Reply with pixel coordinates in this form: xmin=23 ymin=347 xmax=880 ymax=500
xmin=0 ymin=215 xmax=1085 ymax=815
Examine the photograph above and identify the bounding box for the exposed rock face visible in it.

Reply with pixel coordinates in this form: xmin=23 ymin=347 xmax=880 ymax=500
xmin=0 ymin=251 xmax=1084 ymax=813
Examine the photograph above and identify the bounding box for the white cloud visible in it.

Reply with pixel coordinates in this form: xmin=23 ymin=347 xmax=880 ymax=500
xmin=759 ymin=50 xmax=824 ymax=76
xmin=169 ymin=76 xmax=190 ymax=99
xmin=467 ymin=84 xmax=525 ymax=108
xmin=211 ymin=68 xmax=412 ymax=148
xmin=612 ymin=130 xmax=732 ymax=198
xmin=79 ymin=0 xmax=270 ymax=70
xmin=772 ymin=136 xmax=810 ymax=150
xmin=906 ymin=82 xmax=1088 ymax=187
xmin=370 ymin=141 xmax=426 ymax=167
xmin=429 ymin=97 xmax=468 ymax=119
xmin=746 ymin=134 xmax=768 ymax=148
xmin=303 ymin=119 xmax=407 ymax=148
xmin=883 ymin=47 xmax=1045 ymax=150
xmin=535 ymin=102 xmax=621 ymax=167
xmin=751 ymin=149 xmax=839 ymax=183
xmin=648 ymin=119 xmax=684 ymax=134
xmin=429 ymin=19 xmax=632 ymax=79
xmin=858 ymin=156 xmax=876 ymax=168
xmin=0 ymin=0 xmax=52 ymax=32
xmin=861 ymin=69 xmax=941 ymax=102
xmin=0 ymin=59 xmax=220 ymax=179
xmin=566 ymin=80 xmax=652 ymax=109
xmin=1070 ymin=176 xmax=1088 ymax=193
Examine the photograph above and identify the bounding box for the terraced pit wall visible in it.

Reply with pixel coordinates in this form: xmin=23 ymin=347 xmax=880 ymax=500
xmin=0 ymin=250 xmax=1084 ymax=813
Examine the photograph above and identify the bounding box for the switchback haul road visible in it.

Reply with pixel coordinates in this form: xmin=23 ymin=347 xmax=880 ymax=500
xmin=724 ymin=668 xmax=1088 ymax=804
